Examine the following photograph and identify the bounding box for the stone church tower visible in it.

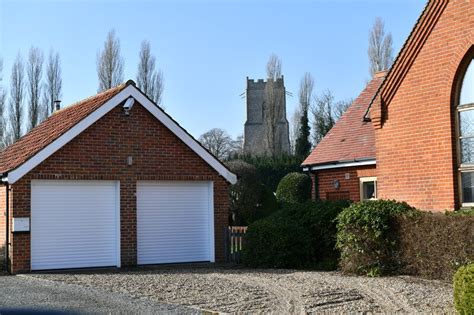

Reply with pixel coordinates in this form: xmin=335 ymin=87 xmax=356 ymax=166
xmin=244 ymin=77 xmax=290 ymax=156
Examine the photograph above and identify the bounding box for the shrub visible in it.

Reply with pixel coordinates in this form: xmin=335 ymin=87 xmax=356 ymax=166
xmin=453 ymin=263 xmax=474 ymax=315
xmin=276 ymin=172 xmax=312 ymax=203
xmin=446 ymin=208 xmax=474 ymax=216
xmin=226 ymin=160 xmax=278 ymax=225
xmin=393 ymin=212 xmax=474 ymax=280
xmin=237 ymin=155 xmax=304 ymax=192
xmin=243 ymin=200 xmax=350 ymax=269
xmin=336 ymin=199 xmax=419 ymax=276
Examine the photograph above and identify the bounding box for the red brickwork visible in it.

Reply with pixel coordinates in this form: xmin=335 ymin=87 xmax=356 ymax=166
xmin=0 ymin=186 xmax=6 ymax=253
xmin=373 ymin=0 xmax=474 ymax=211
xmin=8 ymin=102 xmax=230 ymax=273
xmin=312 ymin=165 xmax=376 ymax=202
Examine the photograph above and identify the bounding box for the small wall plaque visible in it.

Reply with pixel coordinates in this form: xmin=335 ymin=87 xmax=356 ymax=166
xmin=12 ymin=217 xmax=30 ymax=233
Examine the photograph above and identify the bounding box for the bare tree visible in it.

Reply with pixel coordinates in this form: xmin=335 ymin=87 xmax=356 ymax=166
xmin=334 ymin=98 xmax=353 ymax=120
xmin=289 ymin=108 xmax=301 ymax=154
xmin=43 ymin=50 xmax=62 ymax=117
xmin=9 ymin=54 xmax=25 ymax=142
xmin=368 ymin=17 xmax=394 ymax=76
xmin=97 ymin=30 xmax=124 ymax=92
xmin=263 ymin=54 xmax=285 ymax=156
xmin=312 ymin=90 xmax=335 ymax=144
xmin=266 ymin=53 xmax=282 ymax=80
xmin=136 ymin=40 xmax=164 ymax=106
xmin=0 ymin=58 xmax=7 ymax=148
xmin=229 ymin=134 xmax=244 ymax=158
xmin=26 ymin=47 xmax=43 ymax=130
xmin=198 ymin=128 xmax=233 ymax=160
xmin=295 ymin=73 xmax=313 ymax=157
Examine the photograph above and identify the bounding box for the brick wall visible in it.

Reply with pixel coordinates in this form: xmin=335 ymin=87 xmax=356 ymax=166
xmin=9 ymin=101 xmax=230 ymax=273
xmin=312 ymin=165 xmax=376 ymax=202
xmin=374 ymin=0 xmax=474 ymax=211
xmin=0 ymin=185 xmax=6 ymax=266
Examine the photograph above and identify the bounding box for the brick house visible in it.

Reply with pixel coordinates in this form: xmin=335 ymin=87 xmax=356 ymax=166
xmin=304 ymin=0 xmax=474 ymax=211
xmin=302 ymin=73 xmax=384 ymax=202
xmin=0 ymin=80 xmax=236 ymax=273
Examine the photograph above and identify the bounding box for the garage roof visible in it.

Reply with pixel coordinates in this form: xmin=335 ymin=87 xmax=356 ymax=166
xmin=0 ymin=81 xmax=237 ymax=184
xmin=302 ymin=74 xmax=384 ymax=167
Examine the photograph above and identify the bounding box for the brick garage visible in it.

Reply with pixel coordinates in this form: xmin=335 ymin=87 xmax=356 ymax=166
xmin=0 ymin=81 xmax=236 ymax=273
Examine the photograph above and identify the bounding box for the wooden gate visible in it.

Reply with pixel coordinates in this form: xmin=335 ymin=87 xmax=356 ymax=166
xmin=224 ymin=226 xmax=247 ymax=263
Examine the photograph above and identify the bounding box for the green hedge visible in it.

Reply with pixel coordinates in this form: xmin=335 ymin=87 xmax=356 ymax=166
xmin=237 ymin=155 xmax=304 ymax=192
xmin=243 ymin=200 xmax=350 ymax=269
xmin=276 ymin=172 xmax=312 ymax=203
xmin=336 ymin=200 xmax=419 ymax=276
xmin=226 ymin=160 xmax=278 ymax=225
xmin=454 ymin=263 xmax=474 ymax=315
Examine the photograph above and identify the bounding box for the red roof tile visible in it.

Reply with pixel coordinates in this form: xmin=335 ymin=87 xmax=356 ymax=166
xmin=302 ymin=75 xmax=384 ymax=166
xmin=0 ymin=83 xmax=128 ymax=174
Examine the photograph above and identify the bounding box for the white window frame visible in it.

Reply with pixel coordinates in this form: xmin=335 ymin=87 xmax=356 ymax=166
xmin=456 ymin=57 xmax=474 ymax=207
xmin=359 ymin=177 xmax=377 ymax=201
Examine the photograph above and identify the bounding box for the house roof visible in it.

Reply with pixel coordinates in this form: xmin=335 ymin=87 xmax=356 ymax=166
xmin=365 ymin=0 xmax=449 ymax=120
xmin=0 ymin=83 xmax=127 ymax=175
xmin=0 ymin=81 xmax=237 ymax=184
xmin=302 ymin=74 xmax=385 ymax=167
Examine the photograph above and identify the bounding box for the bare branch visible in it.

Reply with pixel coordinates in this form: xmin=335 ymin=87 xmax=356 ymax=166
xmin=97 ymin=30 xmax=124 ymax=91
xmin=0 ymin=57 xmax=7 ymax=148
xmin=198 ymin=128 xmax=233 ymax=160
xmin=9 ymin=54 xmax=25 ymax=142
xmin=26 ymin=46 xmax=43 ymax=130
xmin=266 ymin=54 xmax=282 ymax=80
xmin=43 ymin=50 xmax=62 ymax=117
xmin=368 ymin=17 xmax=394 ymax=76
xmin=137 ymin=40 xmax=164 ymax=107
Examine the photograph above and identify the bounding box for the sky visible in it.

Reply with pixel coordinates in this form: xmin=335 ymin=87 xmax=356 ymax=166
xmin=0 ymin=0 xmax=426 ymax=139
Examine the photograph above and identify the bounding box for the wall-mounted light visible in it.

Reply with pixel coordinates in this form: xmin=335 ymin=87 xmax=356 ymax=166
xmin=127 ymin=156 xmax=133 ymax=166
xmin=333 ymin=179 xmax=340 ymax=190
xmin=123 ymin=97 xmax=135 ymax=116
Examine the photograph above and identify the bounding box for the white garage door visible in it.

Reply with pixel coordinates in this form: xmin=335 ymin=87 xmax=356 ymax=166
xmin=137 ymin=181 xmax=214 ymax=265
xmin=31 ymin=180 xmax=120 ymax=270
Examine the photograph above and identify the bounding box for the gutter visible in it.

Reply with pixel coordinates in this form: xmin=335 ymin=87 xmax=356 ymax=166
xmin=302 ymin=158 xmax=376 ymax=172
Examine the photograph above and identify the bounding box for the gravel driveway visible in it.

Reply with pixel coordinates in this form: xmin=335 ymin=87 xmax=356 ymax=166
xmin=28 ymin=266 xmax=454 ymax=314
xmin=0 ymin=274 xmax=198 ymax=314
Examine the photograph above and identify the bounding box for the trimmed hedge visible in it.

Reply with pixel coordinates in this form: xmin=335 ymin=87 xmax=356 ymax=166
xmin=454 ymin=263 xmax=474 ymax=315
xmin=276 ymin=172 xmax=312 ymax=203
xmin=393 ymin=212 xmax=474 ymax=280
xmin=243 ymin=200 xmax=350 ymax=269
xmin=336 ymin=200 xmax=419 ymax=276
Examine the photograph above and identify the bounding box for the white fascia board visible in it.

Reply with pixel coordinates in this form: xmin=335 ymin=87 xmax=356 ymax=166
xmin=307 ymin=159 xmax=376 ymax=171
xmin=7 ymin=85 xmax=237 ymax=185
xmin=129 ymin=88 xmax=237 ymax=184
xmin=7 ymin=87 xmax=134 ymax=184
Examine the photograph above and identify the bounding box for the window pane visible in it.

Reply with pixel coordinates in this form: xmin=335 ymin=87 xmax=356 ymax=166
xmin=462 ymin=172 xmax=474 ymax=203
xmin=362 ymin=181 xmax=375 ymax=200
xmin=460 ymin=59 xmax=474 ymax=105
xmin=461 ymin=138 xmax=474 ymax=164
xmin=460 ymin=109 xmax=474 ymax=137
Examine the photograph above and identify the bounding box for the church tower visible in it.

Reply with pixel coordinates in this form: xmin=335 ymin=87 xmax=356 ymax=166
xmin=244 ymin=76 xmax=290 ymax=156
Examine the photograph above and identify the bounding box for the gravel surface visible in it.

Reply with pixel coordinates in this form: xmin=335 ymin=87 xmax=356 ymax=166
xmin=29 ymin=266 xmax=454 ymax=314
xmin=0 ymin=274 xmax=199 ymax=314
